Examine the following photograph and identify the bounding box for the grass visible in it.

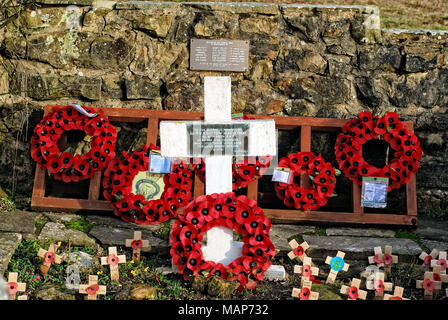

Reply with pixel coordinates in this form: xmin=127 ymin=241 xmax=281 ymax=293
xmin=169 ymin=0 xmax=448 ymax=31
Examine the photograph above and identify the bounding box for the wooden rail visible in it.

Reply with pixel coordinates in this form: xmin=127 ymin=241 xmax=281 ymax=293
xmin=31 ymin=106 xmax=418 ymax=226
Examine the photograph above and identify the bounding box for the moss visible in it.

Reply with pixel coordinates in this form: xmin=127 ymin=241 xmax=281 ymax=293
xmin=311 ymin=283 xmax=344 ymax=300
xmin=395 ymin=231 xmax=428 ymax=251
xmin=35 ymin=216 xmax=49 ymax=235
xmin=63 ymin=216 xmax=94 ymax=233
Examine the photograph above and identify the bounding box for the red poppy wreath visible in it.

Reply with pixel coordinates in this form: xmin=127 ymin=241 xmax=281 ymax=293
xmin=274 ymin=152 xmax=337 ymax=211
xmin=102 ymin=144 xmax=193 ymax=225
xmin=170 ymin=192 xmax=275 ymax=291
xmin=30 ymin=105 xmax=117 ymax=182
xmin=334 ymin=111 xmax=422 ymax=191
xmin=190 ymin=156 xmax=273 ymax=190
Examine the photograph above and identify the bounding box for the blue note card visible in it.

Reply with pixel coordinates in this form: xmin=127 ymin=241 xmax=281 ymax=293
xmin=149 ymin=154 xmax=172 ymax=174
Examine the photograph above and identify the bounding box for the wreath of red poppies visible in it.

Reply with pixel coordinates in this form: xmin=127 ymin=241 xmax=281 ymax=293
xmin=30 ymin=105 xmax=117 ymax=182
xmin=102 ymin=144 xmax=193 ymax=225
xmin=170 ymin=192 xmax=275 ymax=291
xmin=274 ymin=152 xmax=337 ymax=211
xmin=335 ymin=111 xmax=422 ymax=191
xmin=191 ymin=156 xmax=273 ymax=190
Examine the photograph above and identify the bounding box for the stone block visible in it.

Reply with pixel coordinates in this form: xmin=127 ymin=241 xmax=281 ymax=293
xmin=125 ymin=76 xmax=162 ymax=100
xmin=38 ymin=222 xmax=96 ymax=246
xmin=0 ymin=233 xmax=22 ymax=276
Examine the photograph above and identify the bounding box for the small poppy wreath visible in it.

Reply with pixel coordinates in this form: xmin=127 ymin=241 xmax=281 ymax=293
xmin=31 ymin=105 xmax=117 ymax=182
xmin=102 ymin=144 xmax=193 ymax=225
xmin=274 ymin=152 xmax=337 ymax=211
xmin=335 ymin=110 xmax=422 ymax=191
xmin=190 ymin=156 xmax=273 ymax=190
xmin=170 ymin=192 xmax=275 ymax=291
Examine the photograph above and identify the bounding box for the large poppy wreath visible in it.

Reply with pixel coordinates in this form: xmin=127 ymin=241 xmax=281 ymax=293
xmin=190 ymin=156 xmax=273 ymax=190
xmin=31 ymin=105 xmax=117 ymax=182
xmin=334 ymin=111 xmax=422 ymax=191
xmin=170 ymin=192 xmax=275 ymax=291
xmin=102 ymin=144 xmax=193 ymax=225
xmin=274 ymin=152 xmax=337 ymax=211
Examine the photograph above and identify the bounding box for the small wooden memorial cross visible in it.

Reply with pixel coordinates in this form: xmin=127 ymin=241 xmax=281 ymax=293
xmin=37 ymin=243 xmax=63 ymax=274
xmin=368 ymin=245 xmax=397 ymax=277
xmin=292 ymin=279 xmax=319 ymax=300
xmin=383 ymin=286 xmax=409 ymax=300
xmin=340 ymin=278 xmax=367 ymax=300
xmin=366 ymin=271 xmax=393 ymax=300
xmin=294 ymin=256 xmax=319 ymax=286
xmin=125 ymin=231 xmax=150 ymax=262
xmin=287 ymin=240 xmax=311 ymax=264
xmin=419 ymin=248 xmax=438 ymax=268
xmin=431 ymin=251 xmax=447 ymax=274
xmin=160 ymin=76 xmax=276 ymax=266
xmin=7 ymin=272 xmax=26 ymax=300
xmin=325 ymin=251 xmax=349 ymax=284
xmin=101 ymin=247 xmax=126 ymax=282
xmin=431 ymin=265 xmax=448 ymax=296
xmin=79 ymin=275 xmax=106 ymax=300
xmin=416 ymin=271 xmax=442 ymax=300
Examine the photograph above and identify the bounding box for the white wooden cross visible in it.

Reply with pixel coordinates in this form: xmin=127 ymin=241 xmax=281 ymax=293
xmin=383 ymin=286 xmax=409 ymax=300
xmin=160 ymin=76 xmax=277 ymax=266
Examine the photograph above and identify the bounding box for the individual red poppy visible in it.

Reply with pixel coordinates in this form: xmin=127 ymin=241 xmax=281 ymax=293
xmin=209 ymin=263 xmax=228 ymax=279
xmin=7 ymin=282 xmax=18 ymax=295
xmin=384 ymin=112 xmax=399 ymax=125
xmin=237 ymin=165 xmax=256 ymax=182
xmin=374 ymin=280 xmax=385 ymax=292
xmin=374 ymin=254 xmax=384 ymax=264
xmin=437 ymin=258 xmax=447 ymax=271
xmin=45 ymin=251 xmax=55 ymax=264
xmin=187 ymin=251 xmax=202 ymax=273
xmin=302 ymin=264 xmax=312 ymax=277
xmin=115 ymin=198 xmax=132 ymax=212
xmin=59 ymin=152 xmax=73 ymax=170
xmin=433 ymin=273 xmax=441 ymax=282
xmin=73 ymin=156 xmax=89 ymax=176
xmin=86 ymin=284 xmax=99 ymax=295
xmin=389 ymin=296 xmax=403 ymax=300
xmin=47 ymin=155 xmax=62 ymax=174
xmin=383 ymin=253 xmax=393 ymax=265
xmin=107 ymin=254 xmax=119 ymax=266
xmin=422 ymin=278 xmax=435 ymax=291
xmin=294 ymin=246 xmax=304 ymax=256
xmin=298 ymin=287 xmax=311 ymax=300
xmin=423 ymin=255 xmax=433 ymax=266
xmin=374 ymin=117 xmax=388 ymax=135
xmin=348 ymin=286 xmax=359 ymax=300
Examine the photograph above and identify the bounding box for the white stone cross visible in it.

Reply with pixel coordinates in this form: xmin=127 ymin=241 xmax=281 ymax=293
xmin=160 ymin=76 xmax=277 ymax=266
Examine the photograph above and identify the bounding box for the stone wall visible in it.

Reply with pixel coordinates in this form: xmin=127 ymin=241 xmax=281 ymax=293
xmin=0 ymin=1 xmax=447 ymax=213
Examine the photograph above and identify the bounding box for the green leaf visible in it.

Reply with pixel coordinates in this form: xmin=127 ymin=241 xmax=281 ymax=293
xmin=334 ymin=169 xmax=341 ymax=176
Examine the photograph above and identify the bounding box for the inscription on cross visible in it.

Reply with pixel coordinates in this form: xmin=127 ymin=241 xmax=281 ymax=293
xmin=160 ymin=76 xmax=277 ymax=266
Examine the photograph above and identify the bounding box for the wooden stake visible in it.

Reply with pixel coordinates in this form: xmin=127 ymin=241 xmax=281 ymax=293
xmin=294 ymin=256 xmax=319 ymax=286
xmin=325 ymin=251 xmax=349 ymax=284
xmin=292 ymin=279 xmax=319 ymax=300
xmin=125 ymin=231 xmax=150 ymax=263
xmin=6 ymin=272 xmax=26 ymax=300
xmin=79 ymin=275 xmax=107 ymax=300
xmin=419 ymin=248 xmax=439 ymax=268
xmin=430 ymin=251 xmax=447 ymax=274
xmin=37 ymin=243 xmax=63 ymax=274
xmin=416 ymin=271 xmax=442 ymax=300
xmin=383 ymin=286 xmax=409 ymax=300
xmin=287 ymin=240 xmax=311 ymax=264
xmin=100 ymin=247 xmax=126 ymax=282
xmin=366 ymin=271 xmax=393 ymax=300
xmin=340 ymin=278 xmax=367 ymax=300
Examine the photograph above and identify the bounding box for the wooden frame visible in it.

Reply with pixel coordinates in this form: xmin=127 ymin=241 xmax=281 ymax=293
xmin=31 ymin=106 xmax=418 ymax=226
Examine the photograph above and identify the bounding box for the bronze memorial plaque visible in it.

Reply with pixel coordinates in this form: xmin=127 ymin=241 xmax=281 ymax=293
xmin=190 ymin=39 xmax=249 ymax=72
